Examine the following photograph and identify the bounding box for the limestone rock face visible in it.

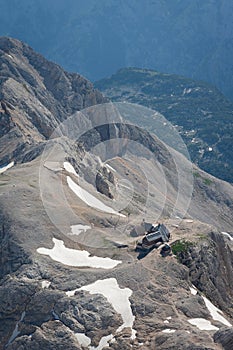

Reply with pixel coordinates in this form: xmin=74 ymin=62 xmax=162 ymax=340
xmin=7 ymin=321 xmax=82 ymax=350
xmin=177 ymin=231 xmax=233 ymax=318
xmin=1 ymin=38 xmax=233 ymax=350
xmin=0 ymin=219 xmax=31 ymax=278
xmin=214 ymin=327 xmax=233 ymax=350
xmin=0 ymin=37 xmax=107 ymax=165
xmin=96 ymin=166 xmax=115 ymax=199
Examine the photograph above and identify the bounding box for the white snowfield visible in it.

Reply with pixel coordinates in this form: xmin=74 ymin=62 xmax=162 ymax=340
xmin=41 ymin=280 xmax=51 ymax=289
xmin=202 ymin=296 xmax=232 ymax=327
xmin=67 ymin=176 xmax=125 ymax=217
xmin=221 ymin=232 xmax=233 ymax=241
xmin=189 ymin=286 xmax=197 ymax=295
xmin=75 ymin=333 xmax=91 ymax=347
xmin=64 ymin=162 xmax=79 ymax=177
xmin=67 ymin=277 xmax=136 ymax=349
xmin=105 ymin=163 xmax=116 ymax=172
xmin=90 ymin=334 xmax=114 ymax=350
xmin=162 ymin=329 xmax=176 ymax=333
xmin=188 ymin=318 xmax=219 ymax=331
xmin=37 ymin=238 xmax=121 ymax=269
xmin=189 ymin=285 xmax=232 ymax=330
xmin=69 ymin=224 xmax=91 ymax=236
xmin=0 ymin=161 xmax=14 ymax=174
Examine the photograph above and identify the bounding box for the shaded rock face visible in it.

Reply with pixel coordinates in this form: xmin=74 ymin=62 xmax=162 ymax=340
xmin=154 ymin=331 xmax=216 ymax=350
xmin=79 ymin=122 xmax=175 ymax=170
xmin=96 ymin=167 xmax=115 ymax=199
xmin=7 ymin=320 xmax=82 ymax=350
xmin=177 ymin=232 xmax=233 ymax=318
xmin=175 ymin=295 xmax=210 ymax=319
xmin=0 ymin=218 xmax=31 ymax=278
xmin=214 ymin=327 xmax=233 ymax=350
xmin=0 ymin=275 xmax=122 ymax=350
xmin=0 ymin=37 xmax=106 ymax=165
xmin=0 ymin=277 xmax=39 ymax=346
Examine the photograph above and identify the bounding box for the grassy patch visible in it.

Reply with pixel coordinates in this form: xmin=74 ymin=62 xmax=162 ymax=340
xmin=196 ymin=233 xmax=207 ymax=240
xmin=171 ymin=239 xmax=193 ymax=256
xmin=203 ymin=178 xmax=213 ymax=186
xmin=193 ymin=171 xmax=201 ymax=178
xmin=193 ymin=172 xmax=213 ymax=186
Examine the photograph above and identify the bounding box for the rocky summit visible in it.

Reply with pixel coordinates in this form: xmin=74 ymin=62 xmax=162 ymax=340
xmin=0 ymin=37 xmax=105 ymax=166
xmin=0 ymin=38 xmax=233 ymax=350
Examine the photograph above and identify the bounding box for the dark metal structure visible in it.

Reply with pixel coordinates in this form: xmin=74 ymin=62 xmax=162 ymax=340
xmin=136 ymin=223 xmax=170 ymax=250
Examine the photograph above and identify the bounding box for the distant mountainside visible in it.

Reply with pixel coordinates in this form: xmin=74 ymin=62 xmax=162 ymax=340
xmin=0 ymin=37 xmax=105 ymax=166
xmin=0 ymin=0 xmax=233 ymax=100
xmin=95 ymin=67 xmax=233 ymax=184
xmin=1 ymin=38 xmax=233 ymax=350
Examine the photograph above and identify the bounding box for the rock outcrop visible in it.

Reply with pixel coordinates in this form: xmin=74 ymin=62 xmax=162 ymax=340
xmin=214 ymin=327 xmax=233 ymax=350
xmin=0 ymin=37 xmax=106 ymax=165
xmin=0 ymin=38 xmax=233 ymax=350
xmin=176 ymin=231 xmax=233 ymax=318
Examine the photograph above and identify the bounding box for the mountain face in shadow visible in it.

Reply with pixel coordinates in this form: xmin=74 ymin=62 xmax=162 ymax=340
xmin=0 ymin=0 xmax=233 ymax=100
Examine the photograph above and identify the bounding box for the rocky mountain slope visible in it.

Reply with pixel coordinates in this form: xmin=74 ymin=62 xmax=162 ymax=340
xmin=95 ymin=67 xmax=233 ymax=184
xmin=1 ymin=0 xmax=233 ymax=100
xmin=0 ymin=38 xmax=233 ymax=350
xmin=0 ymin=36 xmax=105 ymax=166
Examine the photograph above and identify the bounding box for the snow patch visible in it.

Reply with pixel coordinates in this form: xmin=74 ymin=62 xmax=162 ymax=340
xmin=105 ymin=163 xmax=116 ymax=172
xmin=90 ymin=334 xmax=114 ymax=350
xmin=64 ymin=162 xmax=79 ymax=177
xmin=183 ymin=88 xmax=192 ymax=95
xmin=69 ymin=224 xmax=91 ymax=236
xmin=162 ymin=329 xmax=176 ymax=333
xmin=188 ymin=318 xmax=218 ymax=331
xmin=37 ymin=238 xmax=121 ymax=269
xmin=190 ymin=286 xmax=197 ymax=295
xmin=66 ymin=278 xmax=136 ymax=340
xmin=67 ymin=176 xmax=125 ymax=217
xmin=221 ymin=232 xmax=233 ymax=241
xmin=75 ymin=333 xmax=91 ymax=347
xmin=202 ymin=296 xmax=232 ymax=327
xmin=0 ymin=161 xmax=14 ymax=174
xmin=41 ymin=280 xmax=51 ymax=289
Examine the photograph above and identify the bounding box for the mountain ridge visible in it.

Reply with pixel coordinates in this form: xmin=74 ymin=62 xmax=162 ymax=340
xmin=0 ymin=38 xmax=233 ymax=350
xmin=95 ymin=67 xmax=233 ymax=183
xmin=1 ymin=0 xmax=233 ymax=100
xmin=0 ymin=36 xmax=106 ymax=166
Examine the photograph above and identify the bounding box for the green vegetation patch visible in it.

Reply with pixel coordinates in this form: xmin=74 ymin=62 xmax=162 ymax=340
xmin=193 ymin=172 xmax=213 ymax=186
xmin=171 ymin=239 xmax=194 ymax=256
